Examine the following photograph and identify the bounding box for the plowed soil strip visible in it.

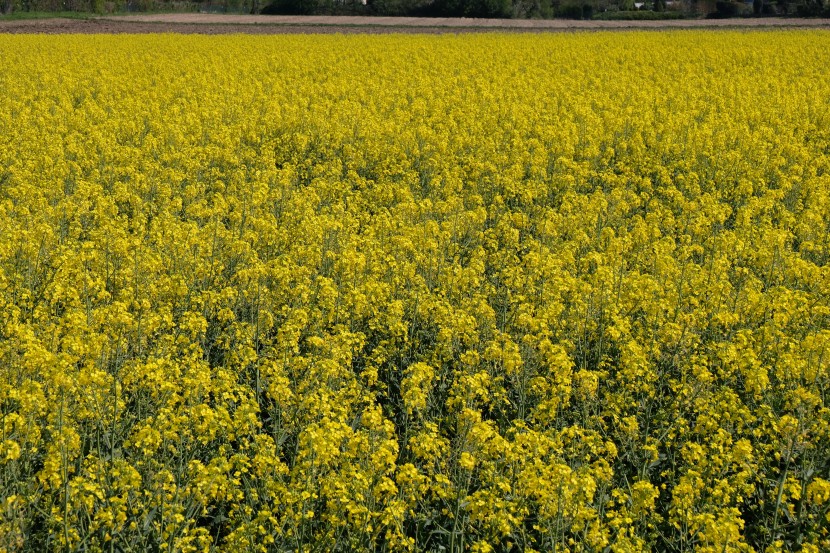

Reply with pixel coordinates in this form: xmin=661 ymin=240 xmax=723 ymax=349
xmin=2 ymin=13 xmax=830 ymax=33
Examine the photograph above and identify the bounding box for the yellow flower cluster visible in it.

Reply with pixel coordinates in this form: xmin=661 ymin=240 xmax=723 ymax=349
xmin=1 ymin=31 xmax=829 ymax=552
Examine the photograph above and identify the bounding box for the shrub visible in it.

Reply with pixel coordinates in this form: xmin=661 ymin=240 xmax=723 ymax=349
xmin=710 ymin=0 xmax=743 ymax=15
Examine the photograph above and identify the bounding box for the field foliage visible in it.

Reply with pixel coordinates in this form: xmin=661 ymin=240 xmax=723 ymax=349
xmin=1 ymin=32 xmax=829 ymax=552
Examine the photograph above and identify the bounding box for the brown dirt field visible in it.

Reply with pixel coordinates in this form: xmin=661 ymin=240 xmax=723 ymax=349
xmin=1 ymin=13 xmax=830 ymax=34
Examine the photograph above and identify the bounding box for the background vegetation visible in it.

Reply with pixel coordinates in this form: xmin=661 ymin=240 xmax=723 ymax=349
xmin=2 ymin=0 xmax=828 ymax=20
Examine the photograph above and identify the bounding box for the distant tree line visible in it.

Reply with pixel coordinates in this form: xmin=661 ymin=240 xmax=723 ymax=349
xmin=1 ymin=0 xmax=827 ymax=23
xmin=0 ymin=0 xmax=258 ymax=13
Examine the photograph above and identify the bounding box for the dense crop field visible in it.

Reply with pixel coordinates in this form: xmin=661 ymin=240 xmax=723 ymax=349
xmin=1 ymin=32 xmax=829 ymax=552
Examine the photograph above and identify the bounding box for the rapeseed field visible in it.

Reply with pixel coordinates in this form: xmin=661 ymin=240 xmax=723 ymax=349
xmin=0 ymin=32 xmax=829 ymax=552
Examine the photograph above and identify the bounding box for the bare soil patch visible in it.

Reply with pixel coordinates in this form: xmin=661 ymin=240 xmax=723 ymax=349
xmin=2 ymin=13 xmax=830 ymax=33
